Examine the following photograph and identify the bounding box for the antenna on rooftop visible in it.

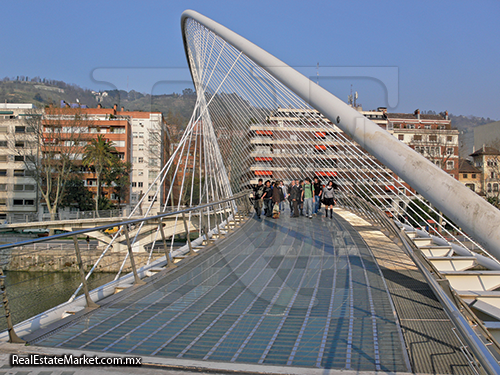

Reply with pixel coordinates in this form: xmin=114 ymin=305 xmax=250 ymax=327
xmin=348 ymin=85 xmax=353 ymax=106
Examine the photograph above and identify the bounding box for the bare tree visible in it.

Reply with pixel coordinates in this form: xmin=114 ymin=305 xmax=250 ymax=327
xmin=10 ymin=107 xmax=93 ymax=219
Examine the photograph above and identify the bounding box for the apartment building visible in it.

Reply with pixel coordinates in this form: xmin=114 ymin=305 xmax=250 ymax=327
xmin=116 ymin=109 xmax=167 ymax=210
xmin=387 ymin=110 xmax=459 ymax=179
xmin=0 ymin=104 xmax=38 ymax=223
xmin=458 ymin=159 xmax=482 ymax=194
xmin=470 ymin=146 xmax=500 ymax=199
xmin=42 ymin=106 xmax=131 ymax=209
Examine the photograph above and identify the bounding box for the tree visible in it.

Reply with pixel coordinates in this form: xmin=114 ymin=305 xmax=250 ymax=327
xmin=11 ymin=107 xmax=92 ymax=219
xmin=83 ymin=135 xmax=116 ymax=212
xmin=59 ymin=176 xmax=94 ymax=211
xmin=103 ymin=157 xmax=132 ymax=207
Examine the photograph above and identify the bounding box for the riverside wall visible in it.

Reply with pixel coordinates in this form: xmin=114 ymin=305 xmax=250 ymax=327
xmin=2 ymin=249 xmax=165 ymax=273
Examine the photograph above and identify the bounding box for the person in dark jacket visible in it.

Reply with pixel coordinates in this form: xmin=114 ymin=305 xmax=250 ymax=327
xmin=291 ymin=180 xmax=301 ymax=218
xmin=252 ymin=178 xmax=265 ymax=219
xmin=271 ymin=181 xmax=281 ymax=218
xmin=262 ymin=180 xmax=273 ymax=217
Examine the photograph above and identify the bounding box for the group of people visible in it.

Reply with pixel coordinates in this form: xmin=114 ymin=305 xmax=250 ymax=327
xmin=252 ymin=177 xmax=337 ymax=219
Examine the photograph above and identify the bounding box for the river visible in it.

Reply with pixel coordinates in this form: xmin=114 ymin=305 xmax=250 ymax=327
xmin=0 ymin=271 xmax=115 ymax=332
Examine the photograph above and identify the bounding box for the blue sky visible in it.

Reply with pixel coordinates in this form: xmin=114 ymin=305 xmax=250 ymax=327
xmin=2 ymin=0 xmax=499 ymax=119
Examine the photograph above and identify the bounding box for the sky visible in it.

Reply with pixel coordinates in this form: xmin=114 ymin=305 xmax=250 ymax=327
xmin=2 ymin=0 xmax=499 ymax=119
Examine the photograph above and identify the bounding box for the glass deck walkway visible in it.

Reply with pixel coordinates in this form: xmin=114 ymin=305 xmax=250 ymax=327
xmin=30 ymin=210 xmax=471 ymax=374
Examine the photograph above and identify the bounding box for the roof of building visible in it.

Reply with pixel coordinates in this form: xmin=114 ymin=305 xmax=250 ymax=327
xmin=470 ymin=146 xmax=500 ymax=157
xmin=459 ymin=159 xmax=481 ymax=173
xmin=386 ymin=113 xmax=447 ymax=121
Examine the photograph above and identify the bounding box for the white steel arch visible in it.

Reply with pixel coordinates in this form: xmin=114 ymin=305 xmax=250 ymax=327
xmin=181 ymin=9 xmax=500 ymax=261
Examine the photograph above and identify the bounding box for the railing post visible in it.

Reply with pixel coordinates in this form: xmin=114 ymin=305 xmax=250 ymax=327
xmin=72 ymin=236 xmax=99 ymax=309
xmin=182 ymin=212 xmax=197 ymax=257
xmin=215 ymin=205 xmax=222 ymax=238
xmin=158 ymin=221 xmax=176 ymax=268
xmin=0 ymin=264 xmax=25 ymax=343
xmin=122 ymin=227 xmax=146 ymax=286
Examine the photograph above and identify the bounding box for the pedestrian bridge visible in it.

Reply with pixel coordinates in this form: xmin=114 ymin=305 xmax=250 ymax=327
xmin=1 ymin=9 xmax=500 ymax=375
xmin=0 ymin=209 xmax=477 ymax=374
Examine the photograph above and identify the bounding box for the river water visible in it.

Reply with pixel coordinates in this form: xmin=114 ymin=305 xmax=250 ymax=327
xmin=0 ymin=271 xmax=115 ymax=332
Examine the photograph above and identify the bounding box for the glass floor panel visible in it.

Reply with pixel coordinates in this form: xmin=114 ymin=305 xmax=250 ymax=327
xmin=35 ymin=213 xmax=408 ymax=372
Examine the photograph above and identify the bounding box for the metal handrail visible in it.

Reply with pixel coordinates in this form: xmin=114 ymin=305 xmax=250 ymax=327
xmin=340 ymin=194 xmax=500 ymax=375
xmin=0 ymin=191 xmax=251 ymax=252
xmin=0 ymin=191 xmax=251 ymax=343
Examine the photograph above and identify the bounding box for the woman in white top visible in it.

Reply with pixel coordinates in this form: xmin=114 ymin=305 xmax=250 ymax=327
xmin=322 ymin=181 xmax=336 ymax=218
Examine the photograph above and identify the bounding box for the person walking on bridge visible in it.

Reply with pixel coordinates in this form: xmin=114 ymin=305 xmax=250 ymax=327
xmin=262 ymin=180 xmax=273 ymax=217
xmin=252 ymin=178 xmax=265 ymax=219
xmin=323 ymin=180 xmax=336 ymax=219
xmin=302 ymin=177 xmax=314 ymax=219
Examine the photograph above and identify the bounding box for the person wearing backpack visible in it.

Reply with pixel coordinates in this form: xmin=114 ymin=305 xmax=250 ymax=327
xmin=301 ymin=177 xmax=314 ymax=219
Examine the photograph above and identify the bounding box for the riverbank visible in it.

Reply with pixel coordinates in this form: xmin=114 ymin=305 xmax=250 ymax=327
xmin=3 ymin=248 xmax=165 ymax=273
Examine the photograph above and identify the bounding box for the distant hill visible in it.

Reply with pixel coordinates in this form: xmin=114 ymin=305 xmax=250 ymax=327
xmin=1 ymin=77 xmax=497 ymax=148
xmin=0 ymin=77 xmax=197 ymax=134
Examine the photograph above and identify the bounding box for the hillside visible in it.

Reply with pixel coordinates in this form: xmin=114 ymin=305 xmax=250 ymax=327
xmin=0 ymin=78 xmax=197 ymax=132
xmin=1 ymin=77 xmax=497 ymax=140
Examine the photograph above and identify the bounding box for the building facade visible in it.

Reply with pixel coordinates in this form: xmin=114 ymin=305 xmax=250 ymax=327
xmin=458 ymin=159 xmax=482 ymax=194
xmin=0 ymin=104 xmax=38 ymax=223
xmin=469 ymin=146 xmax=500 ymax=200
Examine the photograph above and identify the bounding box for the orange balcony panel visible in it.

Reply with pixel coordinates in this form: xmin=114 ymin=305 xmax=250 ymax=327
xmin=255 ymin=130 xmax=273 ymax=136
xmin=255 ymin=157 xmax=272 ymax=162
xmin=255 ymin=170 xmax=273 ymax=176
xmin=315 ymin=145 xmax=327 ymax=151
xmin=315 ymin=132 xmax=326 ymax=137
xmin=315 ymin=171 xmax=337 ymax=177
xmin=385 ymin=185 xmax=396 ymax=191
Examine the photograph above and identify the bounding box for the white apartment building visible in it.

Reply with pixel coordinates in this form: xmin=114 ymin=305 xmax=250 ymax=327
xmin=0 ymin=103 xmax=38 ymax=223
xmin=122 ymin=110 xmax=166 ymax=211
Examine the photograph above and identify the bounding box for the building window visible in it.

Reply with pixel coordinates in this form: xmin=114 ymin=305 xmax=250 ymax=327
xmin=15 ymin=126 xmax=25 ymax=133
xmin=138 ymin=182 xmax=143 ymax=188
xmin=13 ymin=170 xmax=24 ymax=176
xmin=0 ymin=198 xmax=6 ymax=206
xmin=424 ymin=124 xmax=431 ymax=129
xmin=408 ymin=124 xmax=415 ymax=129
xmin=113 ymin=141 xmax=125 ymax=147
xmin=0 ymin=184 xmax=6 ymax=191
xmin=13 ymin=199 xmax=24 ymax=206
xmin=133 ymin=132 xmax=138 ymax=138
xmin=14 ymin=155 xmax=24 ymax=162
xmin=446 ymin=161 xmax=454 ymax=170
xmin=472 ymin=174 xmax=476 ymax=178
xmin=138 ymin=157 xmax=143 ymax=163
xmin=463 ymin=174 xmax=468 ymax=179
xmin=446 ymin=148 xmax=454 ymax=155
xmin=465 ymin=183 xmax=475 ymax=191
xmin=0 ymin=155 xmax=7 ymax=162
xmin=429 ymin=135 xmax=437 ymax=142
xmin=139 ymin=132 xmax=144 ymax=138
xmin=491 ymin=172 xmax=495 ymax=179
xmin=131 ymin=182 xmax=137 ymax=187
xmin=447 ymin=136 xmax=453 ymax=142
xmin=138 ymin=171 xmax=144 ymax=176
xmin=0 ymin=141 xmax=7 ymax=147
xmin=398 ymin=134 xmax=404 ymax=141
xmin=138 ymin=144 xmax=144 ymax=151
xmin=413 ymin=135 xmax=422 ymax=141
xmin=488 ymin=183 xmax=492 ymax=192
xmin=494 ymin=184 xmax=499 ymax=192
xmin=148 ymin=195 xmax=157 ymax=202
